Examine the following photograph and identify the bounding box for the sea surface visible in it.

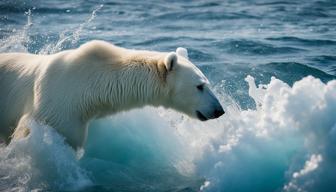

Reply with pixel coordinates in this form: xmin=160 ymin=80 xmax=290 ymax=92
xmin=0 ymin=0 xmax=336 ymax=192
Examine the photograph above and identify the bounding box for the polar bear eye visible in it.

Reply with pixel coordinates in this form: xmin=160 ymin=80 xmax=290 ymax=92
xmin=197 ymin=84 xmax=204 ymax=91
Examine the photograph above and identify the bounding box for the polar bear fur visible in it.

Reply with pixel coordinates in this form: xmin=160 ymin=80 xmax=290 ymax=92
xmin=0 ymin=40 xmax=224 ymax=149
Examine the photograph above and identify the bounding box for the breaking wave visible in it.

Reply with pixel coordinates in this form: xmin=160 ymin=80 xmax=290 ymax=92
xmin=1 ymin=74 xmax=335 ymax=191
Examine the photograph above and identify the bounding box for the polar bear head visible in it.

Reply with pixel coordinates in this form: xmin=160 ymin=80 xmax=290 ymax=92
xmin=161 ymin=47 xmax=224 ymax=121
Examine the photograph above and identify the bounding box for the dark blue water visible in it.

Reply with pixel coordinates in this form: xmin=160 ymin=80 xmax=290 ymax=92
xmin=0 ymin=1 xmax=336 ymax=192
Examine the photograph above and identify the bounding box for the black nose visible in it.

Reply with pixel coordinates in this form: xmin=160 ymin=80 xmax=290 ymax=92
xmin=213 ymin=108 xmax=225 ymax=118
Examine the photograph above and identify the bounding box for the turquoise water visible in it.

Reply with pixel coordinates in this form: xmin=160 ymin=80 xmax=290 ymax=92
xmin=0 ymin=1 xmax=336 ymax=192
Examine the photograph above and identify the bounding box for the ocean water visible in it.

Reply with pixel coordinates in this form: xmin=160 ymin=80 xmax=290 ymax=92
xmin=0 ymin=0 xmax=336 ymax=192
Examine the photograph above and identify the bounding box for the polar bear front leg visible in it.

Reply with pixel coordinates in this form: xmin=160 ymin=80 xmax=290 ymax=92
xmin=11 ymin=114 xmax=31 ymax=141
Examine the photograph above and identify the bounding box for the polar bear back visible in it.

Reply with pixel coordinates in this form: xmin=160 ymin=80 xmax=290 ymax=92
xmin=0 ymin=53 xmax=40 ymax=139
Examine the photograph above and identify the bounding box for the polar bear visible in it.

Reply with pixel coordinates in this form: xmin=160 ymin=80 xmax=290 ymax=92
xmin=0 ymin=40 xmax=224 ymax=149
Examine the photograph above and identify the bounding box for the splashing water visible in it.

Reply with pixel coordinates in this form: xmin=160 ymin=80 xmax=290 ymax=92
xmin=190 ymin=76 xmax=336 ymax=192
xmin=0 ymin=120 xmax=92 ymax=191
xmin=39 ymin=4 xmax=104 ymax=54
xmin=0 ymin=9 xmax=32 ymax=52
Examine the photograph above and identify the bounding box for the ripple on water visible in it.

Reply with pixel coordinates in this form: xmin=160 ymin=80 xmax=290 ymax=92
xmin=215 ymin=39 xmax=305 ymax=56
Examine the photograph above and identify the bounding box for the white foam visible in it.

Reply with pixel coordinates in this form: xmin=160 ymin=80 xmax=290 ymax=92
xmin=0 ymin=119 xmax=92 ymax=191
xmin=292 ymin=154 xmax=322 ymax=179
xmin=174 ymin=75 xmax=336 ymax=192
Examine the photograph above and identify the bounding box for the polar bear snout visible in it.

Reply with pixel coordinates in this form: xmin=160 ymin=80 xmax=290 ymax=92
xmin=196 ymin=106 xmax=224 ymax=121
xmin=208 ymin=104 xmax=225 ymax=120
xmin=196 ymin=101 xmax=225 ymax=121
xmin=213 ymin=107 xmax=225 ymax=118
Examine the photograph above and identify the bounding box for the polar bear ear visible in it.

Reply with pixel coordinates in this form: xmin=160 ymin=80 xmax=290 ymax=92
xmin=164 ymin=52 xmax=177 ymax=71
xmin=176 ymin=47 xmax=188 ymax=59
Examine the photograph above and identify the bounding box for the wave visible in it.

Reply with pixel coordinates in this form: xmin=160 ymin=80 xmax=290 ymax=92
xmin=266 ymin=36 xmax=336 ymax=46
xmin=1 ymin=75 xmax=335 ymax=192
xmin=153 ymin=11 xmax=260 ymax=21
xmin=215 ymin=39 xmax=304 ymax=56
xmin=311 ymin=55 xmax=336 ymax=65
xmin=260 ymin=62 xmax=336 ymax=84
xmin=0 ymin=120 xmax=92 ymax=191
xmin=193 ymin=75 xmax=336 ymax=192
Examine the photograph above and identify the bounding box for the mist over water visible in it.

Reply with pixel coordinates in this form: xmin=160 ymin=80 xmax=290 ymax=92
xmin=1 ymin=1 xmax=336 ymax=192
